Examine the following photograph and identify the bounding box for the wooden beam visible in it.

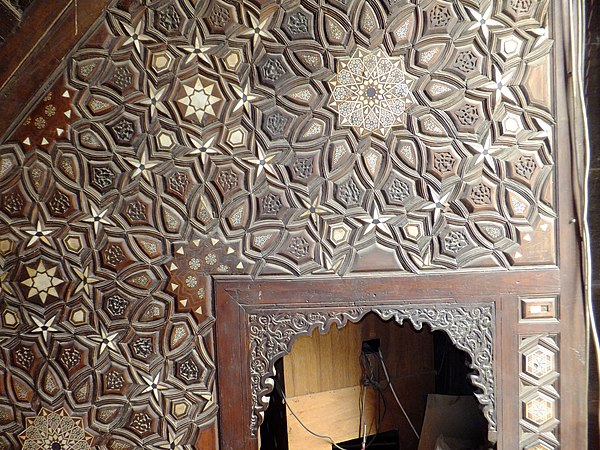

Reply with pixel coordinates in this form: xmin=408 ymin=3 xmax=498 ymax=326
xmin=0 ymin=0 xmax=112 ymax=133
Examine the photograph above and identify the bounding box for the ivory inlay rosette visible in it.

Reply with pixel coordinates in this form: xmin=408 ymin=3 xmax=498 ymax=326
xmin=328 ymin=47 xmax=414 ymax=136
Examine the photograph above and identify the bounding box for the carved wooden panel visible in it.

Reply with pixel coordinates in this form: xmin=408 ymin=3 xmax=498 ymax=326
xmin=519 ymin=334 xmax=560 ymax=449
xmin=0 ymin=0 xmax=584 ymax=449
xmin=520 ymin=296 xmax=558 ymax=322
xmin=247 ymin=303 xmax=496 ymax=436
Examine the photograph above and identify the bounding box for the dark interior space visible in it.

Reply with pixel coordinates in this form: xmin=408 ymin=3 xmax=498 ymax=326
xmin=260 ymin=319 xmax=487 ymax=450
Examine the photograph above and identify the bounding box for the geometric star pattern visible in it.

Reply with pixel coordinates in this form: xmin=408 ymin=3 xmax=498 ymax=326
xmin=0 ymin=0 xmax=558 ymax=447
xmin=519 ymin=335 xmax=560 ymax=447
xmin=20 ymin=261 xmax=64 ymax=304
xmin=18 ymin=408 xmax=93 ymax=450
xmin=177 ymin=76 xmax=222 ymax=122
xmin=328 ymin=47 xmax=412 ymax=136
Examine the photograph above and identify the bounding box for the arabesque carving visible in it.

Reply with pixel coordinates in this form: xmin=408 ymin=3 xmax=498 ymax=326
xmin=0 ymin=0 xmax=560 ymax=446
xmin=248 ymin=303 xmax=496 ymax=436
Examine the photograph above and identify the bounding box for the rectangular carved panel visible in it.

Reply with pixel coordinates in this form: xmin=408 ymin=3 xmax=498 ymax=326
xmin=0 ymin=0 xmax=585 ymax=448
xmin=520 ymin=297 xmax=558 ymax=322
xmin=519 ymin=334 xmax=560 ymax=449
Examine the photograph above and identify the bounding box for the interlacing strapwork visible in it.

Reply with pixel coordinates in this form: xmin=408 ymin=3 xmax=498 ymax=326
xmin=0 ymin=0 xmax=553 ymax=447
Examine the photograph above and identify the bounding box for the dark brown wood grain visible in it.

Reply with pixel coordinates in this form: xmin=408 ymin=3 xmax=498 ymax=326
xmin=215 ymin=268 xmax=563 ymax=450
xmin=0 ymin=0 xmax=112 ymax=134
xmin=0 ymin=0 xmax=592 ymax=448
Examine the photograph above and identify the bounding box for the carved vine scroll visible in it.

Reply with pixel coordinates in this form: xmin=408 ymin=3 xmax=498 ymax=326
xmin=247 ymin=303 xmax=496 ymax=437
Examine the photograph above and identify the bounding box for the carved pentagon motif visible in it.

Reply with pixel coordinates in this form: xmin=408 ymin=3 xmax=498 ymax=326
xmin=429 ymin=147 xmax=458 ymax=178
xmin=128 ymin=408 xmax=157 ymax=438
xmin=423 ymin=1 xmax=459 ymax=34
xmin=282 ymin=6 xmax=314 ymax=40
xmin=109 ymin=64 xmax=134 ymax=92
xmin=262 ymin=108 xmax=294 ymax=140
xmin=109 ymin=117 xmax=137 ymax=145
xmin=101 ymin=241 xmax=132 ymax=271
xmin=258 ymin=54 xmax=292 ymax=87
xmin=155 ymin=3 xmax=183 ymax=35
xmin=204 ymin=1 xmax=237 ymax=33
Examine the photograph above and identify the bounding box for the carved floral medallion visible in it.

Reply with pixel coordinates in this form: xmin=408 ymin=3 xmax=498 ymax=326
xmin=18 ymin=408 xmax=93 ymax=450
xmin=328 ymin=47 xmax=412 ymax=136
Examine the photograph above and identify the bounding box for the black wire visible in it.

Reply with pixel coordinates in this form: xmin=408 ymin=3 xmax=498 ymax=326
xmin=360 ymin=351 xmax=390 ymax=450
xmin=271 ymin=353 xmax=390 ymax=450
xmin=359 ymin=381 xmax=365 ymax=438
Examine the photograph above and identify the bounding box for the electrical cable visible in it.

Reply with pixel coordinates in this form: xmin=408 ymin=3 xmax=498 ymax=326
xmin=571 ymin=0 xmax=600 ymax=419
xmin=377 ymin=349 xmax=420 ymax=440
xmin=274 ymin=382 xmax=346 ymax=450
xmin=577 ymin=0 xmax=600 ymax=432
xmin=582 ymin=0 xmax=600 ymax=377
xmin=360 ymin=383 xmax=367 ymax=450
xmin=272 ymin=352 xmax=395 ymax=450
xmin=358 ymin=382 xmax=364 ymax=438
xmin=359 ymin=351 xmax=387 ymax=450
xmin=365 ymin=357 xmax=386 ymax=450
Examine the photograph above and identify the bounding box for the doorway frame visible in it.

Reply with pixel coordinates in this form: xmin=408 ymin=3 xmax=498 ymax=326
xmin=214 ymin=269 xmax=562 ymax=450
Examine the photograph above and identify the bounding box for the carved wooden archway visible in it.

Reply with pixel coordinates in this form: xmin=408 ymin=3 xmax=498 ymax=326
xmin=0 ymin=0 xmax=589 ymax=449
xmin=214 ymin=270 xmax=563 ymax=450
xmin=247 ymin=303 xmax=496 ymax=436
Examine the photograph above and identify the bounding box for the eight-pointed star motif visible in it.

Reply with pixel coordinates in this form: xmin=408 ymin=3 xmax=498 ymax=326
xmin=21 ymin=261 xmax=64 ymax=304
xmin=177 ymin=77 xmax=222 ymax=122
xmin=0 ymin=3 xmax=560 ymax=449
xmin=328 ymin=47 xmax=413 ymax=136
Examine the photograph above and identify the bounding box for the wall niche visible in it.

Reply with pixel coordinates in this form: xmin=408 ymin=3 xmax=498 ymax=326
xmin=259 ymin=313 xmax=488 ymax=450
